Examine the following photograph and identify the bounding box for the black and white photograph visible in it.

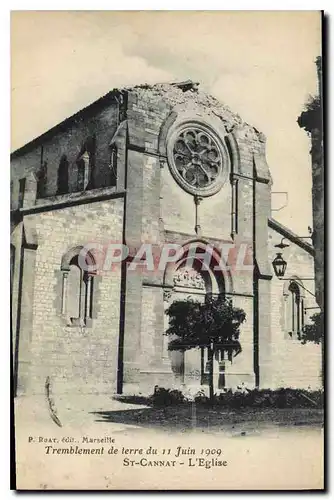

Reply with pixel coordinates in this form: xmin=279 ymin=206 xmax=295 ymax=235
xmin=10 ymin=10 xmax=324 ymax=490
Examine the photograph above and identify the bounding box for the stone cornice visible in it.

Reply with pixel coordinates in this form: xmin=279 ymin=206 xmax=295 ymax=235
xmin=18 ymin=186 xmax=125 ymax=215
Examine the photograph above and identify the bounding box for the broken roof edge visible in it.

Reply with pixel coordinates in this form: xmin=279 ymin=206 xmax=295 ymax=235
xmin=11 ymin=81 xmax=202 ymax=159
xmin=11 ymin=88 xmax=122 ymax=159
xmin=11 ymin=80 xmax=203 ymax=158
xmin=11 ymin=79 xmax=265 ymax=159
xmin=125 ymin=79 xmax=266 ymax=141
xmin=126 ymin=79 xmax=200 ymax=92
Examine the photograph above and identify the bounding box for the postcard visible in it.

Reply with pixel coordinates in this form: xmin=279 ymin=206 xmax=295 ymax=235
xmin=11 ymin=10 xmax=324 ymax=490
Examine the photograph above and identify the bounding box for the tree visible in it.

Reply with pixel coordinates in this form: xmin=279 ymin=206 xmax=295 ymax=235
xmin=300 ymin=311 xmax=324 ymax=345
xmin=165 ymin=295 xmax=246 ymax=401
xmin=300 ymin=311 xmax=324 ymax=387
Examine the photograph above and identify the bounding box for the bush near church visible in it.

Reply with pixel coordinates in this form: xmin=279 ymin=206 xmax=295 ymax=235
xmin=149 ymin=386 xmax=324 ymax=409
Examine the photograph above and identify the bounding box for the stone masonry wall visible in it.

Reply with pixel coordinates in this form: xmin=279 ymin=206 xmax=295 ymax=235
xmin=11 ymin=222 xmax=23 ymax=367
xmin=11 ymin=98 xmax=119 ymax=208
xmin=268 ymin=227 xmax=321 ymax=388
xmin=122 ymin=83 xmax=272 ymax=391
xmin=12 ymin=81 xmax=301 ymax=396
xmin=21 ymin=197 xmax=123 ymax=395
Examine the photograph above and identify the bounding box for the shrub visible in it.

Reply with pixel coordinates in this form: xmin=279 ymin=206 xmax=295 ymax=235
xmin=150 ymin=387 xmax=185 ymax=407
xmin=194 ymin=390 xmax=210 ymax=406
xmin=150 ymin=386 xmax=324 ymax=409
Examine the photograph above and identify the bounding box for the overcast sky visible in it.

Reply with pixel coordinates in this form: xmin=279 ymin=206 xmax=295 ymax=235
xmin=11 ymin=11 xmax=321 ymax=234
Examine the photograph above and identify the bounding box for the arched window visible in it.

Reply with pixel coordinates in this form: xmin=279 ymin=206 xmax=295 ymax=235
xmin=60 ymin=248 xmax=96 ymax=327
xmin=57 ymin=155 xmax=69 ymax=195
xmin=76 ymin=135 xmax=96 ymax=192
xmin=36 ymin=161 xmax=47 ymax=198
xmin=76 ymin=151 xmax=90 ymax=191
xmin=109 ymin=145 xmax=117 ymax=187
xmin=287 ymin=281 xmax=304 ymax=339
xmin=67 ymin=256 xmax=82 ymax=320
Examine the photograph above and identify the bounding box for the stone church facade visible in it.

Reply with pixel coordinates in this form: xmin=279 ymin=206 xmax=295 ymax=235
xmin=11 ymin=81 xmax=321 ymax=397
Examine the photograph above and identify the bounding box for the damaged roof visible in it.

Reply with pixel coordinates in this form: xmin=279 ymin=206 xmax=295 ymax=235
xmin=11 ymin=79 xmax=261 ymax=159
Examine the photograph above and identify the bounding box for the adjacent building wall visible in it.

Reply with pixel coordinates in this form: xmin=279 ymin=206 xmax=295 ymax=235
xmin=269 ymin=224 xmax=321 ymax=389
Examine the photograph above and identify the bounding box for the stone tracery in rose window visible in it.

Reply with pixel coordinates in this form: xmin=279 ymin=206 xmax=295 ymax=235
xmin=172 ymin=127 xmax=223 ymax=191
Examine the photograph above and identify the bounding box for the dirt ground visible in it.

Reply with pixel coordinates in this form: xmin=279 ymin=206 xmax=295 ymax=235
xmin=12 ymin=395 xmax=324 ymax=490
xmin=14 ymin=394 xmax=323 ymax=434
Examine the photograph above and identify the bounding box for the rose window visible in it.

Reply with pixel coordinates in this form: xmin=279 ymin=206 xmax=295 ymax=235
xmin=167 ymin=124 xmax=226 ymax=196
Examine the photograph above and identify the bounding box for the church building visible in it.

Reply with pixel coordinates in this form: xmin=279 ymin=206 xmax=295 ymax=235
xmin=10 ymin=81 xmax=321 ymax=397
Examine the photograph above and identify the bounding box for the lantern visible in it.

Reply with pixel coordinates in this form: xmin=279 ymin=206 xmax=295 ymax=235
xmin=272 ymin=252 xmax=287 ymax=278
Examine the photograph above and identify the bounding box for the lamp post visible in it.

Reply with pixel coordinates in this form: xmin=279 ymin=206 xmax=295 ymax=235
xmin=271 ymin=237 xmax=316 ymax=296
xmin=272 ymin=252 xmax=288 ymax=278
xmin=271 ymin=236 xmax=323 ymax=388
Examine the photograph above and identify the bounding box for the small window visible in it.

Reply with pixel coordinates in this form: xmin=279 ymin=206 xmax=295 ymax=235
xmin=57 ymin=155 xmax=69 ymax=195
xmin=76 ymin=136 xmax=96 ymax=192
xmin=60 ymin=250 xmax=96 ymax=327
xmin=109 ymin=145 xmax=117 ymax=187
xmin=287 ymin=281 xmax=304 ymax=339
xmin=67 ymin=258 xmax=82 ymax=320
xmin=36 ymin=161 xmax=47 ymax=198
xmin=76 ymin=151 xmax=90 ymax=191
xmin=18 ymin=178 xmax=26 ymax=208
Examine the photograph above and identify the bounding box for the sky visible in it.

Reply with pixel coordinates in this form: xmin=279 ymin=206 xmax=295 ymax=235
xmin=11 ymin=11 xmax=321 ymax=234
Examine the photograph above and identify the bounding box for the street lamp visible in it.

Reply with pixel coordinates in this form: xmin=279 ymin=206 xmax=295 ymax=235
xmin=272 ymin=252 xmax=288 ymax=278
xmin=271 ymin=237 xmax=316 ymax=297
xmin=272 ymin=238 xmax=290 ymax=278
